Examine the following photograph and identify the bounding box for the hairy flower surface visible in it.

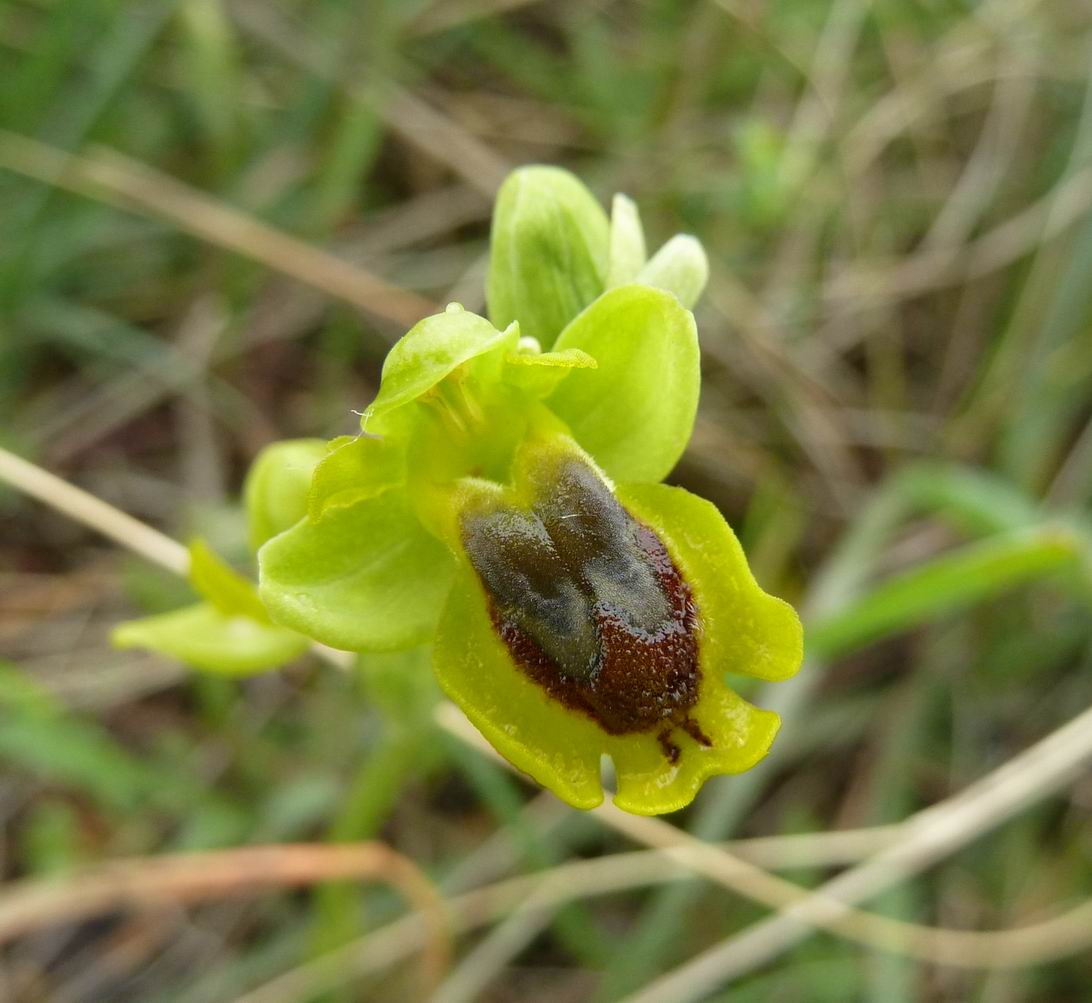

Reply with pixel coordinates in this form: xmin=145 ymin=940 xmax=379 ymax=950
xmin=435 ymin=436 xmax=800 ymax=813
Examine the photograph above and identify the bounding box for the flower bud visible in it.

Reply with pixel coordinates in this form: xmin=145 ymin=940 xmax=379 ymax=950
xmin=487 ymin=166 xmax=610 ymax=349
xmin=607 ymin=193 xmax=647 ymax=287
xmin=637 ymin=234 xmax=709 ymax=309
xmin=243 ymin=439 xmax=327 ymax=550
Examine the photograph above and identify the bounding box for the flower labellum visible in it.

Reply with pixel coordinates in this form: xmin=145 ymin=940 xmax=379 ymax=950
xmin=434 ymin=432 xmax=802 ymax=814
xmin=462 ymin=449 xmax=707 ymax=763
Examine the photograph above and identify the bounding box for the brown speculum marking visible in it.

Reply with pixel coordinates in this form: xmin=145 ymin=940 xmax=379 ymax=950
xmin=461 ymin=455 xmax=711 ymax=754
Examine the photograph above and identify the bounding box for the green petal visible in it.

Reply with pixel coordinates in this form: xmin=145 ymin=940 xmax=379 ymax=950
xmin=637 ymin=234 xmax=709 ymax=309
xmin=487 ymin=166 xmax=610 ymax=349
xmin=363 ymin=306 xmax=518 ymax=427
xmin=433 ymin=567 xmax=605 ymax=810
xmin=618 ymin=483 xmax=803 ymax=682
xmin=607 ymin=193 xmax=647 ymax=287
xmin=243 ymin=439 xmax=327 ymax=551
xmin=114 ymin=540 xmax=310 ymax=675
xmin=258 ymin=488 xmax=456 ymax=652
xmin=503 ymin=347 xmax=597 ymax=399
xmin=308 ymin=434 xmax=406 ymax=519
xmin=548 ymin=285 xmax=700 ymax=482
xmin=113 ymin=602 xmax=309 ymax=675
xmin=188 ymin=538 xmax=269 ymax=622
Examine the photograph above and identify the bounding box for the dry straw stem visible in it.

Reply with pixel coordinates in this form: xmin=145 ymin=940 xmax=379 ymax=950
xmin=823 ymin=0 xmax=1092 ymax=311
xmin=232 ymin=836 xmax=1092 ymax=1003
xmin=233 ymin=828 xmax=911 ymax=1003
xmin=2 ymin=444 xmax=1092 ymax=985
xmin=437 ymin=704 xmax=1092 ymax=973
xmin=0 ymin=447 xmax=189 ymax=576
xmin=428 ymin=878 xmax=561 ymax=1003
xmin=843 ymin=0 xmax=1066 ymax=181
xmin=825 ymin=162 xmax=1092 ymax=305
xmin=0 ymin=842 xmax=450 ymax=995
xmin=0 ymin=130 xmax=435 ymax=327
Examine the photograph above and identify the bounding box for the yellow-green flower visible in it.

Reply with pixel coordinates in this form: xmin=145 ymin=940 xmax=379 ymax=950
xmin=256 ymin=279 xmax=801 ymax=813
xmin=115 ymin=165 xmax=803 ymax=815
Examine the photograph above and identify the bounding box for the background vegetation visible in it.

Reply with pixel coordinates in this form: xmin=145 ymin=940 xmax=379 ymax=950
xmin=1 ymin=1 xmax=1091 ymax=1001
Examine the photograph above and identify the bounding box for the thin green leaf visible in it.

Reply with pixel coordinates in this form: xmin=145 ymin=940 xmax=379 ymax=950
xmin=0 ymin=664 xmax=157 ymax=810
xmin=808 ymin=526 xmax=1084 ymax=660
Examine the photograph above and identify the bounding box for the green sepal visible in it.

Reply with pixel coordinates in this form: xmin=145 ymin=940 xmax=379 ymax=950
xmin=503 ymin=347 xmax=597 ymax=398
xmin=548 ymin=285 xmax=700 ymax=482
xmin=112 ymin=539 xmax=309 ymax=674
xmin=243 ymin=438 xmax=327 ymax=551
xmin=607 ymin=193 xmax=647 ymax=287
xmin=487 ymin=165 xmax=610 ymax=349
xmin=258 ymin=487 xmax=457 ymax=652
xmin=187 ymin=538 xmax=269 ymax=622
xmin=308 ymin=434 xmax=406 ymax=520
xmin=362 ymin=306 xmax=518 ymax=429
xmin=636 ymin=234 xmax=709 ymax=308
xmin=112 ymin=602 xmax=309 ymax=676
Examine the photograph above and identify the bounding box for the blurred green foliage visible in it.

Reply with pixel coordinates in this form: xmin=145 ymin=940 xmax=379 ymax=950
xmin=2 ymin=1 xmax=1091 ymax=1001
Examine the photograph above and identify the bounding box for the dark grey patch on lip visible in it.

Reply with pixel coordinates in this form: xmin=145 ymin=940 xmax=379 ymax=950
xmin=461 ymin=454 xmax=704 ymax=742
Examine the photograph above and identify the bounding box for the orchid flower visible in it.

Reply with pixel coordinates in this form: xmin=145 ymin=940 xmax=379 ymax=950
xmin=117 ymin=166 xmax=803 ymax=815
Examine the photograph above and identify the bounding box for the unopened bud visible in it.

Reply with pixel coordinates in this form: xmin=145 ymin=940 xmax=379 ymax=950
xmin=487 ymin=166 xmax=610 ymax=349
